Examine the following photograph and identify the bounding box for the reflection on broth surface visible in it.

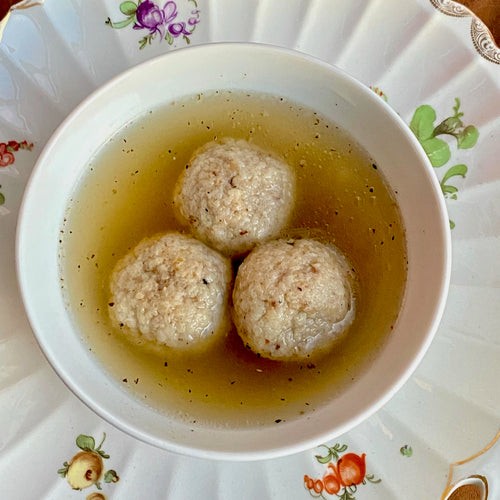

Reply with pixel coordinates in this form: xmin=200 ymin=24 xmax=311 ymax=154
xmin=61 ymin=91 xmax=407 ymax=427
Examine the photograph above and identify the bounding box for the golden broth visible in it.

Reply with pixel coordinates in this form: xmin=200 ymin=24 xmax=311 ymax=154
xmin=61 ymin=91 xmax=407 ymax=428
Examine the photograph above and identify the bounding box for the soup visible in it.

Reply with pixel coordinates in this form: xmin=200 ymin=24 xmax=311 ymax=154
xmin=60 ymin=90 xmax=407 ymax=427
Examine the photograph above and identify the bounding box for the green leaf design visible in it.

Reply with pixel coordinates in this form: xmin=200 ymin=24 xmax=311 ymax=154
xmin=95 ymin=432 xmax=107 ymax=451
xmin=120 ymin=1 xmax=137 ymax=15
xmin=57 ymin=462 xmax=69 ymax=478
xmin=76 ymin=434 xmax=96 ymax=451
xmin=433 ymin=116 xmax=463 ymax=137
xmin=333 ymin=443 xmax=348 ymax=453
xmin=410 ymin=105 xmax=436 ymax=141
xmin=104 ymin=469 xmax=120 ymax=483
xmin=106 ymin=15 xmax=136 ymax=29
xmin=407 ymin=98 xmax=479 ymax=230
xmin=441 ymin=164 xmax=467 ymax=185
xmin=338 ymin=489 xmax=356 ymax=500
xmin=0 ymin=192 xmax=5 ymax=206
xmin=452 ymin=97 xmax=464 ymax=118
xmin=441 ymin=164 xmax=467 ymax=200
xmin=139 ymin=34 xmax=155 ymax=49
xmin=165 ymin=31 xmax=174 ymax=44
xmin=428 ymin=98 xmax=478 ymax=151
xmin=366 ymin=473 xmax=382 ymax=483
xmin=421 ymin=137 xmax=451 ymax=167
xmin=441 ymin=185 xmax=458 ymax=200
xmin=400 ymin=445 xmax=413 ymax=458
xmin=457 ymin=125 xmax=479 ymax=149
xmin=315 ymin=443 xmax=348 ymax=463
xmin=315 ymin=450 xmax=332 ymax=464
xmin=98 ymin=450 xmax=110 ymax=459
xmin=441 ymin=185 xmax=458 ymax=195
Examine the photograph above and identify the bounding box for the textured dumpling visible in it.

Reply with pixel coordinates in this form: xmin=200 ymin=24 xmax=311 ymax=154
xmin=173 ymin=138 xmax=295 ymax=256
xmin=232 ymin=238 xmax=355 ymax=360
xmin=109 ymin=232 xmax=232 ymax=349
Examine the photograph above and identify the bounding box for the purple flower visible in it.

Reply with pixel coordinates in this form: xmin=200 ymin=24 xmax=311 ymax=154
xmin=168 ymin=21 xmax=190 ymax=37
xmin=163 ymin=1 xmax=178 ymax=23
xmin=134 ymin=0 xmax=178 ymax=38
xmin=188 ymin=9 xmax=200 ymax=26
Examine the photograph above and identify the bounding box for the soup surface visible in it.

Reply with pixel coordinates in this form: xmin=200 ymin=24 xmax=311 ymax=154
xmin=61 ymin=91 xmax=407 ymax=428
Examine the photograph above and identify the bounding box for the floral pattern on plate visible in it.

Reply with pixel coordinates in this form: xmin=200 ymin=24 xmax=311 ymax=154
xmin=0 ymin=0 xmax=499 ymax=498
xmin=409 ymin=98 xmax=479 ymax=227
xmin=0 ymin=140 xmax=33 ymax=168
xmin=106 ymin=0 xmax=200 ymax=49
xmin=58 ymin=433 xmax=119 ymax=495
xmin=303 ymin=443 xmax=380 ymax=499
xmin=371 ymin=87 xmax=479 ymax=229
xmin=0 ymin=140 xmax=33 ymax=206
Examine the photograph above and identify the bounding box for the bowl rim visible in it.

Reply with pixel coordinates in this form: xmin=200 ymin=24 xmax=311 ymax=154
xmin=16 ymin=41 xmax=452 ymax=461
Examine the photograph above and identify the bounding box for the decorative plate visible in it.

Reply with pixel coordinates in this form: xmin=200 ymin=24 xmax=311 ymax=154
xmin=0 ymin=1 xmax=498 ymax=499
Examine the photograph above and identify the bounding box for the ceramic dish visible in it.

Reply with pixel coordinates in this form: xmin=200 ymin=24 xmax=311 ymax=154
xmin=16 ymin=42 xmax=450 ymax=461
xmin=0 ymin=0 xmax=499 ymax=498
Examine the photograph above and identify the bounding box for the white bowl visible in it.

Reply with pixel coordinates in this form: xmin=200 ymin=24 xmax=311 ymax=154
xmin=16 ymin=43 xmax=450 ymax=461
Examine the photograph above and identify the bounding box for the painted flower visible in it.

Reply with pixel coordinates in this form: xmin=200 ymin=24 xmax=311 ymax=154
xmin=188 ymin=9 xmax=200 ymax=26
xmin=304 ymin=444 xmax=379 ymax=498
xmin=322 ymin=463 xmax=342 ymax=494
xmin=0 ymin=140 xmax=33 ymax=206
xmin=0 ymin=140 xmax=32 ymax=168
xmin=58 ymin=433 xmax=120 ymax=493
xmin=106 ymin=0 xmax=200 ymax=49
xmin=134 ymin=0 xmax=177 ymax=38
xmin=0 ymin=143 xmax=15 ymax=167
xmin=168 ymin=21 xmax=190 ymax=36
xmin=86 ymin=494 xmax=106 ymax=500
xmin=337 ymin=452 xmax=366 ymax=486
xmin=65 ymin=451 xmax=104 ymax=490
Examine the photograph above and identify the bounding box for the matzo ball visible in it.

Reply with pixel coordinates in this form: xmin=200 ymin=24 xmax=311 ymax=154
xmin=173 ymin=138 xmax=295 ymax=256
xmin=232 ymin=238 xmax=355 ymax=360
xmin=109 ymin=232 xmax=232 ymax=349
